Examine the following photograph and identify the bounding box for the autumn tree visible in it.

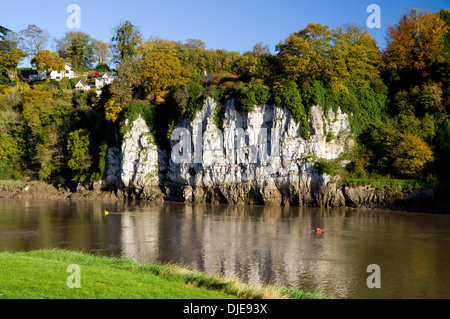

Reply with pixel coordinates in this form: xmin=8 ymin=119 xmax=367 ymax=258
xmin=276 ymin=23 xmax=333 ymax=82
xmin=140 ymin=40 xmax=190 ymax=104
xmin=0 ymin=29 xmax=28 ymax=80
xmin=92 ymin=40 xmax=110 ymax=68
xmin=231 ymin=43 xmax=277 ymax=82
xmin=390 ymin=132 xmax=434 ymax=177
xmin=330 ymin=25 xmax=383 ymax=91
xmin=109 ymin=56 xmax=144 ymax=109
xmin=277 ymin=23 xmax=383 ymax=93
xmin=111 ymin=20 xmax=142 ymax=63
xmin=383 ymin=9 xmax=449 ymax=75
xmin=31 ymin=50 xmax=65 ymax=79
xmin=359 ymin=125 xmax=434 ymax=178
xmin=104 ymin=57 xmax=145 ymax=122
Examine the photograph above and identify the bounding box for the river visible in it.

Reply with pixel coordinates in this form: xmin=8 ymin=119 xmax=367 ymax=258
xmin=0 ymin=198 xmax=449 ymax=299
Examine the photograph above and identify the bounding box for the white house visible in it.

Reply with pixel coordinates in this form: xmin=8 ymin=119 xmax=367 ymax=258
xmin=74 ymin=80 xmax=92 ymax=91
xmin=49 ymin=62 xmax=75 ymax=81
xmin=95 ymin=73 xmax=118 ymax=89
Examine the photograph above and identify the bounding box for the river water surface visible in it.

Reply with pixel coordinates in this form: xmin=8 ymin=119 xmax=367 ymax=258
xmin=0 ymin=198 xmax=449 ymax=299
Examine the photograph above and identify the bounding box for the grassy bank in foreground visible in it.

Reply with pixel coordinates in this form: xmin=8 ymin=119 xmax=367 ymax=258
xmin=0 ymin=249 xmax=328 ymax=299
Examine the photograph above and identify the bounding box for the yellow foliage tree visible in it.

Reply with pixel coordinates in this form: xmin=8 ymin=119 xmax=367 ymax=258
xmin=31 ymin=50 xmax=65 ymax=80
xmin=390 ymin=132 xmax=434 ymax=177
xmin=104 ymin=98 xmax=121 ymax=122
xmin=0 ymin=47 xmax=28 ymax=79
xmin=277 ymin=23 xmax=383 ymax=92
xmin=276 ymin=23 xmax=333 ymax=81
xmin=140 ymin=47 xmax=189 ymax=104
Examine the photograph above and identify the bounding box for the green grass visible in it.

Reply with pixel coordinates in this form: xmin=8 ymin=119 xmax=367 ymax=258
xmin=0 ymin=249 xmax=328 ymax=299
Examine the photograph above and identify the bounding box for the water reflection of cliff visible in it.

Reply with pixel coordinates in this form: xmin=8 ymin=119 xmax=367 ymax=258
xmin=119 ymin=203 xmax=360 ymax=298
xmin=1 ymin=199 xmax=449 ymax=298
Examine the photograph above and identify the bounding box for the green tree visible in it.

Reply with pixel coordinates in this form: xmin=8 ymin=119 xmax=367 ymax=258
xmin=439 ymin=9 xmax=450 ymax=60
xmin=0 ymin=108 xmax=22 ymax=164
xmin=111 ymin=20 xmax=142 ymax=63
xmin=272 ymin=81 xmax=310 ymax=139
xmin=230 ymin=79 xmax=270 ymax=112
xmin=177 ymin=39 xmax=207 ymax=74
xmin=55 ymin=31 xmax=96 ymax=69
xmin=67 ymin=129 xmax=92 ymax=179
xmin=109 ymin=56 xmax=144 ymax=109
xmin=92 ymin=40 xmax=110 ymax=67
xmin=434 ymin=118 xmax=450 ymax=178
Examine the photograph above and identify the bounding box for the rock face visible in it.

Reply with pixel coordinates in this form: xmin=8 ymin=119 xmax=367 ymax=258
xmin=103 ymin=98 xmax=440 ymax=208
xmin=164 ymin=98 xmax=353 ymax=206
xmin=342 ymin=185 xmax=435 ymax=209
xmin=107 ymin=98 xmax=358 ymax=206
xmin=107 ymin=115 xmax=167 ymax=200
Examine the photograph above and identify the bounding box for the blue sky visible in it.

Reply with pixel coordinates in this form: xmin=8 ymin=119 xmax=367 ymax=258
xmin=1 ymin=0 xmax=448 ymax=55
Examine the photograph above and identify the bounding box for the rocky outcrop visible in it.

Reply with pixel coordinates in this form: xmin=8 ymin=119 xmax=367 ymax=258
xmin=103 ymin=98 xmax=437 ymax=209
xmin=0 ymin=98 xmax=439 ymax=210
xmin=163 ymin=98 xmax=354 ymax=206
xmin=342 ymin=185 xmax=435 ymax=209
xmin=106 ymin=115 xmax=167 ymax=201
xmin=107 ymin=98 xmax=356 ymax=206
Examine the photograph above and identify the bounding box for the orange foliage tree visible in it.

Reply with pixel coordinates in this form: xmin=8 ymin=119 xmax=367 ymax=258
xmin=383 ymin=9 xmax=449 ymax=74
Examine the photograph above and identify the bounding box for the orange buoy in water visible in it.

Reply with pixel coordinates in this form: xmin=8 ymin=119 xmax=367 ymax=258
xmin=315 ymin=228 xmax=323 ymax=234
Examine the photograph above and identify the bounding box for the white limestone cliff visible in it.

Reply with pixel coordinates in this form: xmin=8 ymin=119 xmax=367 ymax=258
xmin=107 ymin=98 xmax=354 ymax=206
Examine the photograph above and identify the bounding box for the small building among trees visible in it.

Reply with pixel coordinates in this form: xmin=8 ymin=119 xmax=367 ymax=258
xmin=74 ymin=80 xmax=92 ymax=91
xmin=49 ymin=62 xmax=75 ymax=81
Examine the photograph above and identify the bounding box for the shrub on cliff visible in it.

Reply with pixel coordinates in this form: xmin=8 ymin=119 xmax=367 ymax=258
xmin=119 ymin=100 xmax=156 ymax=137
xmin=229 ymin=80 xmax=270 ymax=112
xmin=272 ymin=81 xmax=311 ymax=139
